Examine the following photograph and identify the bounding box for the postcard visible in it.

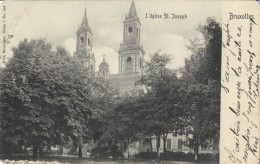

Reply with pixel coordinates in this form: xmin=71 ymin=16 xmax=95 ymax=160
xmin=0 ymin=0 xmax=259 ymax=164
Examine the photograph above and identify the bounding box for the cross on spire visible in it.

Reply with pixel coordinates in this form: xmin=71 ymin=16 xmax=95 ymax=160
xmin=103 ymin=54 xmax=106 ymax=62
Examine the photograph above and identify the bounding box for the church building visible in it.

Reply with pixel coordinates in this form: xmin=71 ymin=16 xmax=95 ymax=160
xmin=73 ymin=0 xmax=205 ymax=157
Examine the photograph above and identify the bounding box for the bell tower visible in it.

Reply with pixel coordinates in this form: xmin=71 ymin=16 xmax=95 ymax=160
xmin=74 ymin=9 xmax=95 ymax=71
xmin=118 ymin=0 xmax=145 ymax=74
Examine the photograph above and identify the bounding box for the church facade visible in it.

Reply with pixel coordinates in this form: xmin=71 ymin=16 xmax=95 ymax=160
xmin=74 ymin=1 xmax=145 ymax=93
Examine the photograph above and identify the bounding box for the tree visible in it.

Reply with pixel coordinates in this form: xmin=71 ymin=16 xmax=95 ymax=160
xmin=0 ymin=39 xmax=94 ymax=158
xmin=182 ymin=17 xmax=221 ymax=161
xmin=91 ymin=81 xmax=118 ymax=145
xmin=179 ymin=82 xmax=220 ymax=161
xmin=1 ymin=39 xmax=57 ymax=157
xmin=114 ymin=88 xmax=146 ymax=158
xmin=137 ymin=51 xmax=184 ymax=161
xmin=92 ymin=86 xmax=143 ymax=159
xmin=49 ymin=47 xmax=93 ymax=158
xmin=183 ymin=17 xmax=222 ymax=85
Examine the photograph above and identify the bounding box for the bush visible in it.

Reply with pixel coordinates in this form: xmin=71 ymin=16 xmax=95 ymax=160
xmin=91 ymin=146 xmax=110 ymax=158
xmin=90 ymin=145 xmax=124 ymax=159
xmin=198 ymin=153 xmax=219 ymax=162
xmin=135 ymin=151 xmax=218 ymax=162
xmin=160 ymin=151 xmax=193 ymax=161
xmin=67 ymin=150 xmax=78 ymax=156
xmin=110 ymin=145 xmax=124 ymax=159
xmin=134 ymin=152 xmax=157 ymax=159
xmin=0 ymin=159 xmax=69 ymax=164
xmin=0 ymin=143 xmax=25 ymax=156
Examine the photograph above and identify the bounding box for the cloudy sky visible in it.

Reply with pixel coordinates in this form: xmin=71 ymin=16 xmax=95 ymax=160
xmin=1 ymin=0 xmax=221 ymax=74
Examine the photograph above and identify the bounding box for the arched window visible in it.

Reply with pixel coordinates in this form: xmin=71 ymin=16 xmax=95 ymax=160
xmin=140 ymin=58 xmax=142 ymax=68
xmin=128 ymin=27 xmax=133 ymax=33
xmin=127 ymin=57 xmax=132 ymax=69
xmin=80 ymin=35 xmax=85 ymax=45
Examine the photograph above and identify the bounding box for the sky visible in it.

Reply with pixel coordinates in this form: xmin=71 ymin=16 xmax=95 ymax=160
xmin=0 ymin=0 xmax=222 ymax=74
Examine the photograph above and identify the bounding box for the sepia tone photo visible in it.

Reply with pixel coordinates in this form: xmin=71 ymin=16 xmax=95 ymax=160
xmin=0 ymin=0 xmax=259 ymax=164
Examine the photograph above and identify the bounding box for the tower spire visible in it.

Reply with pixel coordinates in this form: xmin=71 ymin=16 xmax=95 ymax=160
xmin=81 ymin=7 xmax=90 ymax=29
xmin=128 ymin=0 xmax=137 ymax=18
xmin=119 ymin=0 xmax=144 ymax=75
xmin=75 ymin=6 xmax=95 ymax=71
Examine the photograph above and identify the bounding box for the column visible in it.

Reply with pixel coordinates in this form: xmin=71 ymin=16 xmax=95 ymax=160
xmin=134 ymin=54 xmax=136 ymax=72
xmin=123 ymin=26 xmax=125 ymax=42
xmin=137 ymin=54 xmax=140 ymax=72
xmin=121 ymin=56 xmax=124 ymax=73
xmin=139 ymin=29 xmax=140 ymax=42
xmin=135 ymin=54 xmax=138 ymax=72
xmin=124 ymin=26 xmax=126 ymax=41
xmin=118 ymin=56 xmax=121 ymax=74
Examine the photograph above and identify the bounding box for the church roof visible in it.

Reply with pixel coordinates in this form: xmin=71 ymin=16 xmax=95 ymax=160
xmin=128 ymin=0 xmax=137 ymax=18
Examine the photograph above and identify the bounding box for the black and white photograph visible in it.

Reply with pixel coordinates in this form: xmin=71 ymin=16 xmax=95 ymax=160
xmin=0 ymin=0 xmax=259 ymax=164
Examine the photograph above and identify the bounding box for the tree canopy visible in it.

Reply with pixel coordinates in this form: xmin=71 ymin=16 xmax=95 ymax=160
xmin=181 ymin=17 xmax=221 ymax=160
xmin=0 ymin=39 xmax=95 ymax=157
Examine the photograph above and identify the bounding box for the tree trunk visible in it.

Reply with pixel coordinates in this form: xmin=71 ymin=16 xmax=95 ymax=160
xmin=32 ymin=145 xmax=38 ymax=159
xmin=24 ymin=146 xmax=29 ymax=157
xmin=149 ymin=135 xmax=153 ymax=152
xmin=39 ymin=147 xmax=43 ymax=157
xmin=156 ymin=134 xmax=161 ymax=162
xmin=97 ymin=140 xmax=100 ymax=149
xmin=78 ymin=145 xmax=82 ymax=158
xmin=162 ymin=134 xmax=168 ymax=153
xmin=194 ymin=102 xmax=200 ymax=161
xmin=194 ymin=134 xmax=199 ymax=161
xmin=59 ymin=146 xmax=63 ymax=155
xmin=127 ymin=137 xmax=130 ymax=158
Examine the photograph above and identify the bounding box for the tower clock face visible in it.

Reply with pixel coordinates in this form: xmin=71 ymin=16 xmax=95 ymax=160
xmin=128 ymin=26 xmax=133 ymax=36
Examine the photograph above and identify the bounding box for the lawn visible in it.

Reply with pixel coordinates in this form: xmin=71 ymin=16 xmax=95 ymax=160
xmin=0 ymin=156 xmax=218 ymax=164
